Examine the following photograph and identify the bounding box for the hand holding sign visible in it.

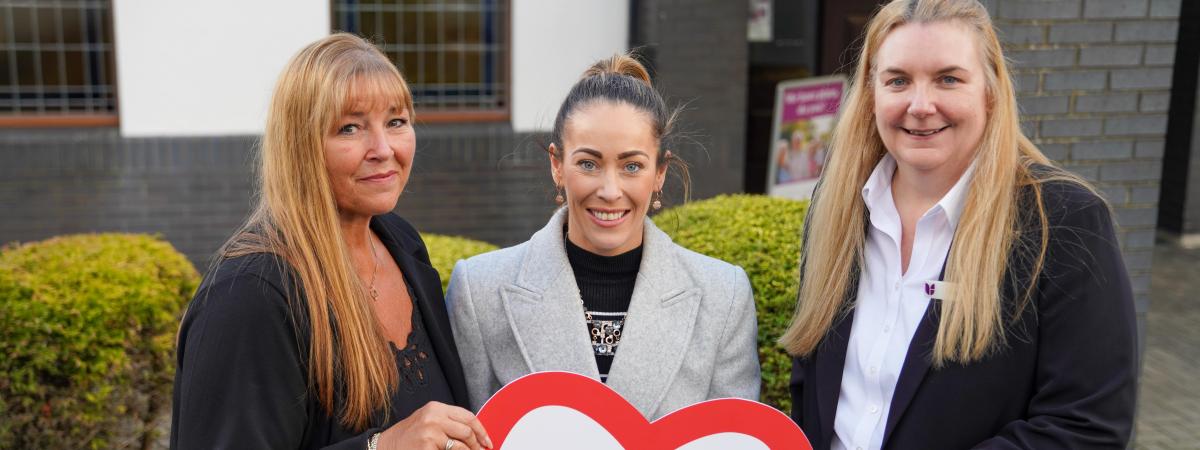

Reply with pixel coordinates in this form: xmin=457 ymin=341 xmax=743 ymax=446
xmin=476 ymin=371 xmax=811 ymax=450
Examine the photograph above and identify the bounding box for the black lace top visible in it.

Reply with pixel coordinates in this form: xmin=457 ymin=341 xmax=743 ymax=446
xmin=382 ymin=284 xmax=454 ymax=420
xmin=172 ymin=250 xmax=458 ymax=449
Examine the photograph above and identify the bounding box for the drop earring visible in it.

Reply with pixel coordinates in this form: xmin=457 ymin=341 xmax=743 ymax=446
xmin=651 ymin=191 xmax=663 ymax=210
xmin=555 ymin=186 xmax=565 ymax=205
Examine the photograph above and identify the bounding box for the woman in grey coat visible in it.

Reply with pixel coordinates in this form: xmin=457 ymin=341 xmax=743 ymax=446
xmin=446 ymin=53 xmax=760 ymax=421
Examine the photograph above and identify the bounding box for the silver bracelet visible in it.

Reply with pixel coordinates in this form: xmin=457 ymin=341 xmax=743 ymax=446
xmin=367 ymin=432 xmax=381 ymax=450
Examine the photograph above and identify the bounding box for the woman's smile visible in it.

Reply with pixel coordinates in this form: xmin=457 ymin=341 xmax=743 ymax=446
xmin=587 ymin=208 xmax=630 ymax=226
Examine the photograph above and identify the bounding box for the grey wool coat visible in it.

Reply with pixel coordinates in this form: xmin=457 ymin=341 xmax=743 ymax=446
xmin=446 ymin=208 xmax=761 ymax=420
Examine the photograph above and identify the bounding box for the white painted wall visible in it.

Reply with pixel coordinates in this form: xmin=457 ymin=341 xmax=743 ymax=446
xmin=113 ymin=0 xmax=328 ymax=137
xmin=112 ymin=0 xmax=625 ymax=136
xmin=510 ymin=0 xmax=629 ymax=132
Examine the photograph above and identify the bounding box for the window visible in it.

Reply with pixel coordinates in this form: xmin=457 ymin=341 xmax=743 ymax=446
xmin=332 ymin=0 xmax=509 ymax=121
xmin=0 ymin=0 xmax=117 ymax=126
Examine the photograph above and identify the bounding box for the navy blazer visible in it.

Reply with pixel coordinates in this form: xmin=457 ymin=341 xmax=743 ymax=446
xmin=790 ymin=180 xmax=1138 ymax=449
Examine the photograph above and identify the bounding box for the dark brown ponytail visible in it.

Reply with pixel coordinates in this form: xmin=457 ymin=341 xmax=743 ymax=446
xmin=549 ymin=52 xmax=691 ymax=201
xmin=580 ymin=54 xmax=653 ymax=87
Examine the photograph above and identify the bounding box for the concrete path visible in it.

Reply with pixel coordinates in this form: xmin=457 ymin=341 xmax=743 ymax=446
xmin=1135 ymin=239 xmax=1200 ymax=449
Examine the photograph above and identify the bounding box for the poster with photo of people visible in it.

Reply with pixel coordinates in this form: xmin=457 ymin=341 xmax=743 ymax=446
xmin=766 ymin=76 xmax=846 ymax=200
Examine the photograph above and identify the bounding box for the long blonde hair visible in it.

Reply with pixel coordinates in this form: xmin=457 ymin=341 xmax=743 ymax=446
xmin=779 ymin=0 xmax=1091 ymax=366
xmin=218 ymin=33 xmax=414 ymax=429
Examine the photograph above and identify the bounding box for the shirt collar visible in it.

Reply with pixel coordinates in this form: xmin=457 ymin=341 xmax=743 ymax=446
xmin=860 ymin=154 xmax=976 ymax=229
xmin=861 ymin=154 xmax=896 ymax=216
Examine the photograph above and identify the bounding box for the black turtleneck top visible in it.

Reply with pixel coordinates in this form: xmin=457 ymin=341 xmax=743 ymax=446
xmin=564 ymin=237 xmax=643 ymax=383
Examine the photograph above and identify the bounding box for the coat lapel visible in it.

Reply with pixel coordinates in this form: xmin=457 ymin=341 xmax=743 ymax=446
xmin=604 ymin=220 xmax=700 ymax=418
xmin=810 ymin=258 xmax=862 ymax=450
xmin=500 ymin=209 xmax=599 ymax=379
xmin=882 ymin=299 xmax=938 ymax=445
xmin=815 ymin=295 xmax=940 ymax=450
xmin=371 ymin=216 xmax=470 ymax=407
xmin=882 ymin=251 xmax=948 ymax=447
xmin=815 ymin=307 xmax=853 ymax=449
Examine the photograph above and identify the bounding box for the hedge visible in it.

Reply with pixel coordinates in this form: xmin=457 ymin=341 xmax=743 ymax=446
xmin=422 ymin=234 xmax=499 ymax=291
xmin=0 ymin=234 xmax=199 ymax=449
xmin=658 ymin=194 xmax=807 ymax=412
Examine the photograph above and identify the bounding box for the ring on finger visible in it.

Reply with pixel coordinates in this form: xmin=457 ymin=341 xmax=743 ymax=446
xmin=445 ymin=438 xmax=458 ymax=450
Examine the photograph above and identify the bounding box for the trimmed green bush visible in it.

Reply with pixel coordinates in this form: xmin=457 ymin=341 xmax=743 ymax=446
xmin=0 ymin=234 xmax=199 ymax=449
xmin=422 ymin=234 xmax=499 ymax=291
xmin=658 ymin=194 xmax=807 ymax=412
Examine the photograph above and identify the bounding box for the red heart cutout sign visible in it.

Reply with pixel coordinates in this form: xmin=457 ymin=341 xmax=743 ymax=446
xmin=476 ymin=371 xmax=812 ymax=449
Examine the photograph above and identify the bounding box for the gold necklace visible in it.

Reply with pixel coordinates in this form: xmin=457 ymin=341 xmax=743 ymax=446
xmin=367 ymin=236 xmax=380 ymax=301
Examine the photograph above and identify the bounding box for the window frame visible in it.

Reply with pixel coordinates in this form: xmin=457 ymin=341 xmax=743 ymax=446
xmin=330 ymin=0 xmax=511 ymax=124
xmin=0 ymin=0 xmax=120 ymax=128
xmin=0 ymin=114 xmax=117 ymax=127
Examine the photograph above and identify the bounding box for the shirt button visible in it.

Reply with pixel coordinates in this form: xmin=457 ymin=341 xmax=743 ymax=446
xmin=894 ymin=281 xmax=901 ymax=290
xmin=883 ymin=325 xmax=891 ymax=333
xmin=869 ymin=405 xmax=879 ymax=414
xmin=869 ymin=366 xmax=879 ymax=374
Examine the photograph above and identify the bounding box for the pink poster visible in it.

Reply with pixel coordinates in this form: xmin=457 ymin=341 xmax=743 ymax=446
xmin=767 ymin=76 xmax=846 ymax=200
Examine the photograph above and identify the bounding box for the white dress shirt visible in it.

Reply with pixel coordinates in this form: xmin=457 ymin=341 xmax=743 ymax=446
xmin=832 ymin=155 xmax=974 ymax=450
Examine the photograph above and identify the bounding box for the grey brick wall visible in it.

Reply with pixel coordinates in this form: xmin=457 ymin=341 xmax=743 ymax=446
xmin=983 ymin=0 xmax=1181 ymax=387
xmin=0 ymin=124 xmax=552 ymax=269
xmin=632 ymin=0 xmax=747 ymax=201
xmin=0 ymin=129 xmax=257 ymax=269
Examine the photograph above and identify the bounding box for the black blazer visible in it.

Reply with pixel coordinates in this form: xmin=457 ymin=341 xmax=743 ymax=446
xmin=171 ymin=214 xmax=469 ymax=449
xmin=790 ymin=181 xmax=1138 ymax=449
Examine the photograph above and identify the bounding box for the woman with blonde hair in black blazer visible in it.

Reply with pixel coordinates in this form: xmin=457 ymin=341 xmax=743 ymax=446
xmin=781 ymin=1 xmax=1137 ymax=448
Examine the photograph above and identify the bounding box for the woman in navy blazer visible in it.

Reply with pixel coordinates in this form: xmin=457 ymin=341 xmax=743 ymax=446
xmin=780 ymin=1 xmax=1137 ymax=449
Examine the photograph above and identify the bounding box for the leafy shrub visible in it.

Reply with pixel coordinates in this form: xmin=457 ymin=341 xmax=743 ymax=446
xmin=0 ymin=234 xmax=199 ymax=449
xmin=658 ymin=194 xmax=807 ymax=412
xmin=422 ymin=234 xmax=499 ymax=291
